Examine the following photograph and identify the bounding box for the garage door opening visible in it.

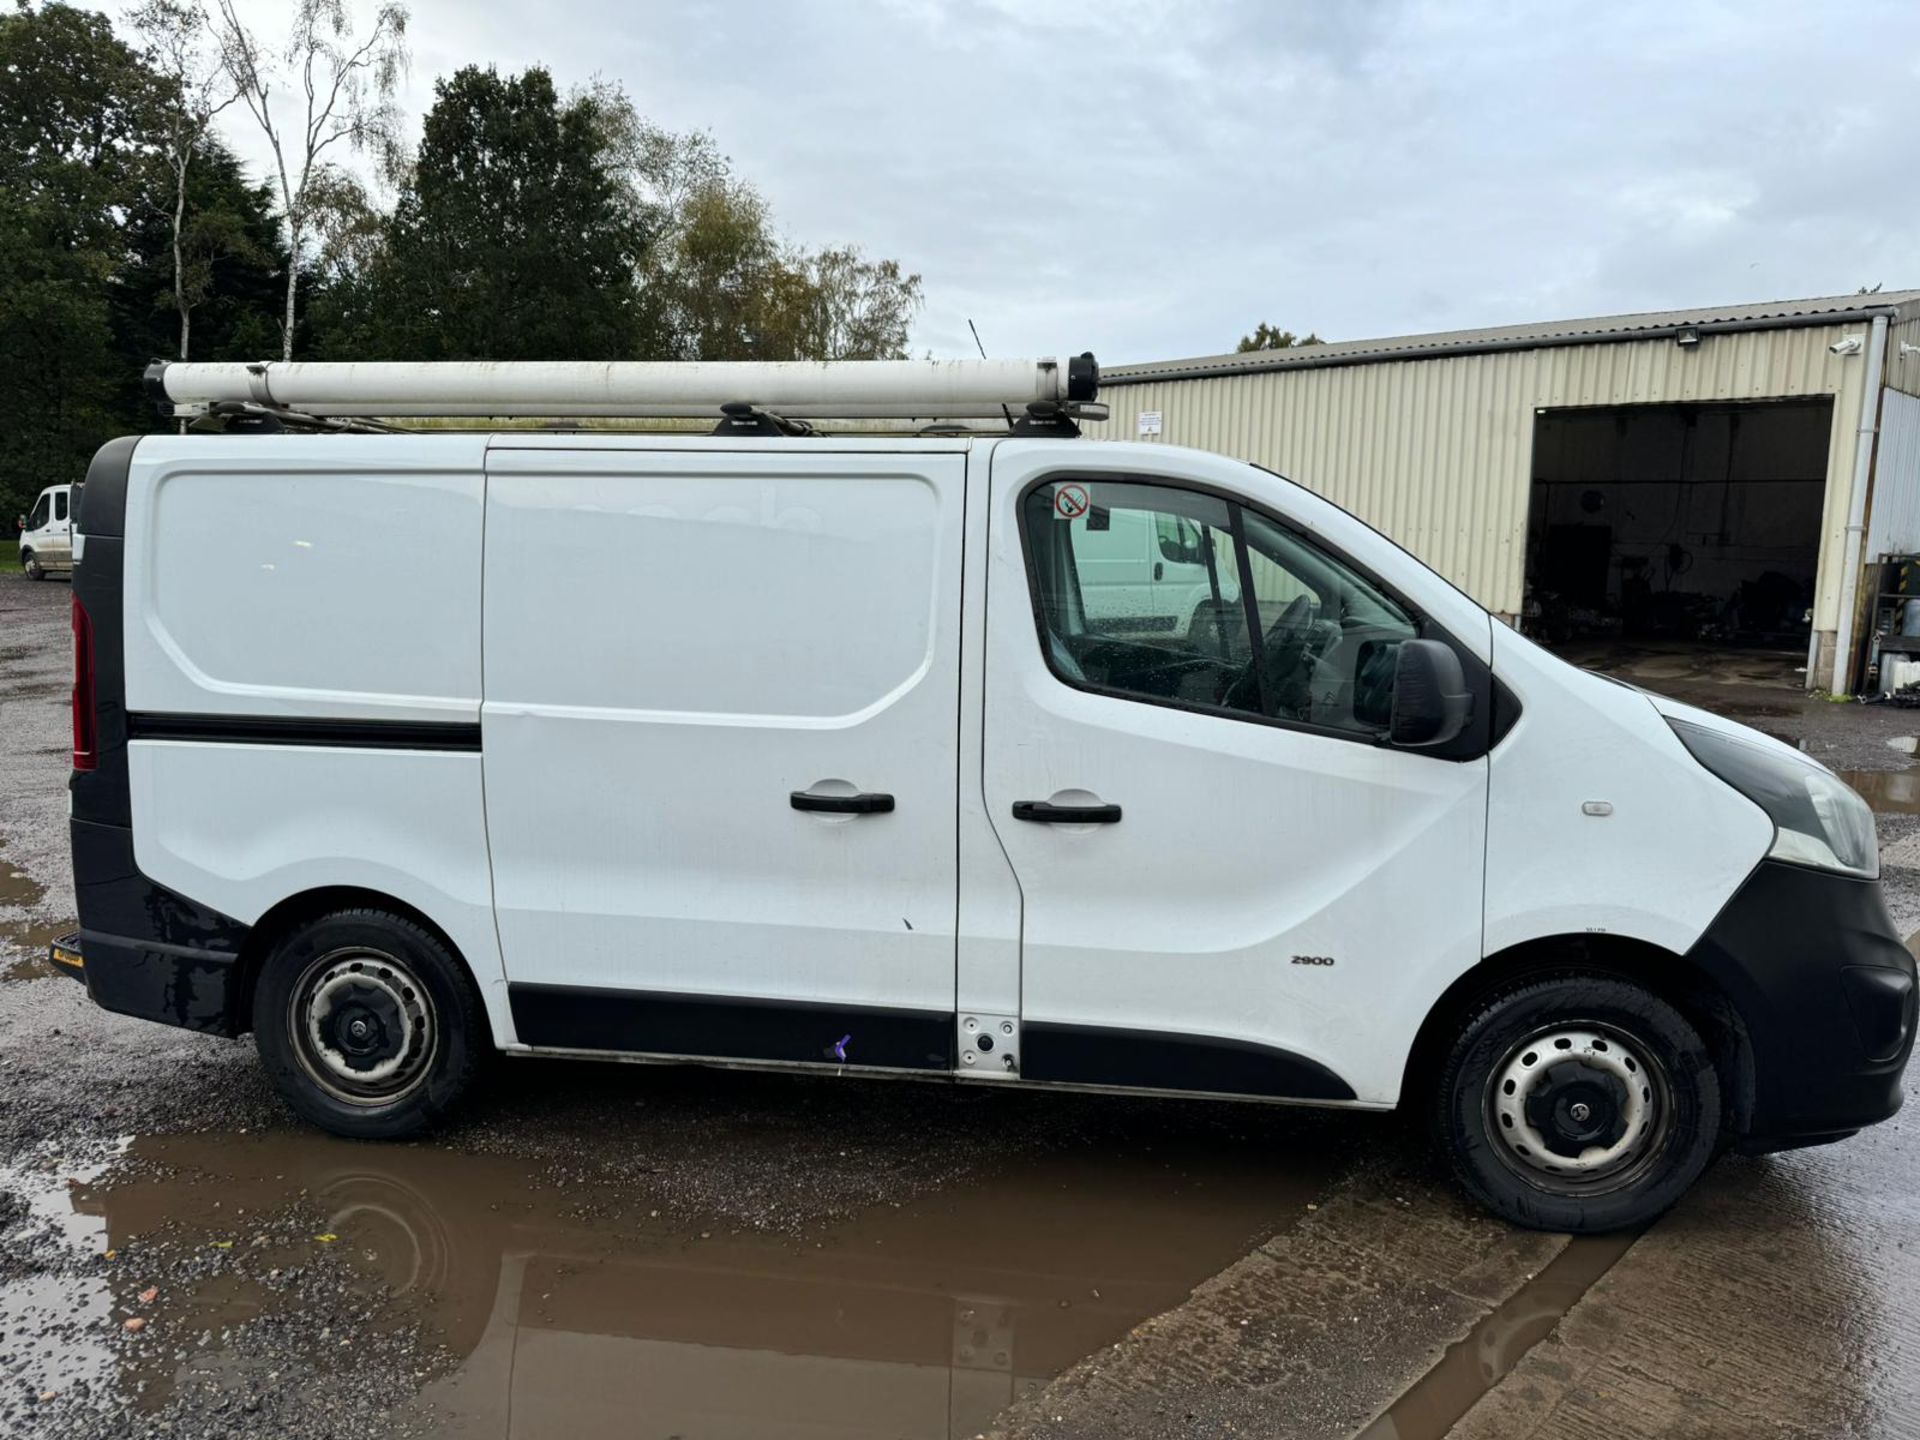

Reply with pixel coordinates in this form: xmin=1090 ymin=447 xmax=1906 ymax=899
xmin=1523 ymin=400 xmax=1833 ymax=696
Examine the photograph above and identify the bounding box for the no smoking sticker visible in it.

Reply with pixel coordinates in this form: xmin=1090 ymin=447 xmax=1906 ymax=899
xmin=1053 ymin=483 xmax=1091 ymax=520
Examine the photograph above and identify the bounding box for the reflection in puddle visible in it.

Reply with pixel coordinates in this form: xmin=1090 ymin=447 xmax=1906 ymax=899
xmin=0 ymin=1142 xmax=131 ymax=1399
xmin=1841 ymin=768 xmax=1920 ymax=815
xmin=1354 ymin=1230 xmax=1638 ymax=1440
xmin=54 ymin=1124 xmax=1330 ymax=1437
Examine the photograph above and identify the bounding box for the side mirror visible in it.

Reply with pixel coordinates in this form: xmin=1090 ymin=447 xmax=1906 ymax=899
xmin=1390 ymin=638 xmax=1473 ymax=747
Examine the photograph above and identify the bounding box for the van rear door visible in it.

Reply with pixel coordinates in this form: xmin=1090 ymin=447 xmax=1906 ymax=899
xmin=482 ymin=439 xmax=966 ymax=1071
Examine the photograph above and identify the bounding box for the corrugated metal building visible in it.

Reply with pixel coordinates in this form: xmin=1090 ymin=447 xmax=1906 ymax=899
xmin=1089 ymin=292 xmax=1920 ymax=691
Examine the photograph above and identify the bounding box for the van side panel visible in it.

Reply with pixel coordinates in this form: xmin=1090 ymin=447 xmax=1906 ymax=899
xmin=121 ymin=437 xmax=488 ymax=723
xmin=1483 ymin=627 xmax=1774 ymax=957
xmin=481 ymin=444 xmax=964 ymax=1052
xmin=103 ymin=436 xmax=512 ymax=1044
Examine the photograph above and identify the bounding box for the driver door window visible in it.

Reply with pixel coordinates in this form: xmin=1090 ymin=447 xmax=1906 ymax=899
xmin=1023 ymin=479 xmax=1417 ymax=740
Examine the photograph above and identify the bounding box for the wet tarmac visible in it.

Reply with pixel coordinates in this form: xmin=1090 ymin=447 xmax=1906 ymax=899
xmin=5 ymin=573 xmax=1920 ymax=1438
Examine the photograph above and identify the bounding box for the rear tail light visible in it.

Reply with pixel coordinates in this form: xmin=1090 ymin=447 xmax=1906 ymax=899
xmin=71 ymin=593 xmax=97 ymax=772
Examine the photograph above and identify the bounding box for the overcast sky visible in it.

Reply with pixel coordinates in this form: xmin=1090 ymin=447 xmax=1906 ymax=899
xmin=91 ymin=0 xmax=1920 ymax=363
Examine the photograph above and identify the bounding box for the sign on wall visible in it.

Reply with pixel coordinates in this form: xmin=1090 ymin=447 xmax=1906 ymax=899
xmin=1136 ymin=410 xmax=1163 ymax=437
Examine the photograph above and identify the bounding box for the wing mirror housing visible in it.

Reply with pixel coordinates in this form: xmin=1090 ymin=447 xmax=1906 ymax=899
xmin=1390 ymin=638 xmax=1472 ymax=747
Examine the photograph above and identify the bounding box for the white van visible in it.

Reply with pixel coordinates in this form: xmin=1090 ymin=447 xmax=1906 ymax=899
xmin=17 ymin=483 xmax=74 ymax=579
xmin=55 ymin=358 xmax=1914 ymax=1233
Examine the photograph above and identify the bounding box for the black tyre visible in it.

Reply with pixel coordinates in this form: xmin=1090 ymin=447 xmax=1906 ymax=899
xmin=21 ymin=549 xmax=43 ymax=581
xmin=1433 ymin=974 xmax=1720 ymax=1233
xmin=252 ymin=909 xmax=490 ymax=1139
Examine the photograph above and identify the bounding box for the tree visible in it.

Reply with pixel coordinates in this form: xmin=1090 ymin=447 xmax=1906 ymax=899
xmin=130 ymin=0 xmax=239 ymax=360
xmin=1237 ymin=322 xmax=1325 ymax=352
xmin=211 ymin=0 xmax=407 ymax=359
xmin=797 ymin=247 xmax=921 ymax=360
xmin=344 ymin=65 xmax=647 ymax=360
xmin=588 ymin=95 xmax=922 ymax=361
xmin=0 ymin=1 xmax=159 ymax=522
xmin=114 ymin=136 xmax=283 ymax=387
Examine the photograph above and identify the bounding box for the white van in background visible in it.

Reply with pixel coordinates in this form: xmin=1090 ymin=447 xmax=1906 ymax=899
xmin=1073 ymin=502 xmax=1237 ymax=644
xmin=17 ymin=483 xmax=74 ymax=579
xmin=52 ymin=357 xmax=1915 ymax=1234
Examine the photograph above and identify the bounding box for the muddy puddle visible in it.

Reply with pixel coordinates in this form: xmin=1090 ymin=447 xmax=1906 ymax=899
xmin=0 ymin=861 xmax=70 ymax=980
xmin=1355 ymin=1229 xmax=1637 ymax=1439
xmin=1841 ymin=767 xmax=1920 ymax=815
xmin=2 ymin=1122 xmax=1334 ymax=1436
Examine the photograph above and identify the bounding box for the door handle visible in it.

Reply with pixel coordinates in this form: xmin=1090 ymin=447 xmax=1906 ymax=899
xmin=1154 ymin=561 xmax=1164 ymax=581
xmin=791 ymin=791 xmax=895 ymax=815
xmin=1012 ymin=800 xmax=1122 ymax=824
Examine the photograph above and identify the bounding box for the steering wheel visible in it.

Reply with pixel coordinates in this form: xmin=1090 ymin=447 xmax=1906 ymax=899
xmin=1224 ymin=594 xmax=1313 ymax=715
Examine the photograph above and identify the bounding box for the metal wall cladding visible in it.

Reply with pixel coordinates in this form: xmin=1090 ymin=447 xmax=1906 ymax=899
xmin=1870 ymin=388 xmax=1920 ymax=559
xmin=1091 ymin=323 xmax=1869 ymax=624
xmin=1888 ymin=312 xmax=1920 ymax=399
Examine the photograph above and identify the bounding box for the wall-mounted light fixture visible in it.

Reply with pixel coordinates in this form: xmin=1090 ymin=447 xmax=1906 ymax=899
xmin=1674 ymin=327 xmax=1701 ymax=347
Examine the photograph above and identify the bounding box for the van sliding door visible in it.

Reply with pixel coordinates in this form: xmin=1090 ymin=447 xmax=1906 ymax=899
xmin=481 ymin=443 xmax=964 ymax=1071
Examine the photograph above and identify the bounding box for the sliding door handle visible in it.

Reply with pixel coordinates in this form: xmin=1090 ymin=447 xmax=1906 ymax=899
xmin=1012 ymin=800 xmax=1122 ymax=824
xmin=791 ymin=791 xmax=895 ymax=815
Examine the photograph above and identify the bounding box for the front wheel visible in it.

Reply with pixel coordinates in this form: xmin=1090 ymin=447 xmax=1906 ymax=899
xmin=252 ymin=909 xmax=490 ymax=1139
xmin=21 ymin=549 xmax=43 ymax=581
xmin=1433 ymin=975 xmax=1720 ymax=1233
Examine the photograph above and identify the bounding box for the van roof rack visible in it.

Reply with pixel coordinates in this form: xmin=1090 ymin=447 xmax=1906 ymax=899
xmin=143 ymin=356 xmax=1103 ymax=430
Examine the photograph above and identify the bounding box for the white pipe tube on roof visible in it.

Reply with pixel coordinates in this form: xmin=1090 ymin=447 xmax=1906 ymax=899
xmin=145 ymin=356 xmax=1096 ymax=419
xmin=1831 ymin=314 xmax=1889 ymax=696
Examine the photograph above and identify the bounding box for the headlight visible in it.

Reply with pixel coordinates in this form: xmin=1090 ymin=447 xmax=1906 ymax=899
xmin=1669 ymin=719 xmax=1878 ymax=879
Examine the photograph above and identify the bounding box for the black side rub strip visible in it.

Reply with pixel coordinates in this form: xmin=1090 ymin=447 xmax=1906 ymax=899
xmin=1023 ymin=1022 xmax=1357 ymax=1101
xmin=127 ymin=713 xmax=482 ymax=752
xmin=509 ymin=984 xmax=956 ymax=1071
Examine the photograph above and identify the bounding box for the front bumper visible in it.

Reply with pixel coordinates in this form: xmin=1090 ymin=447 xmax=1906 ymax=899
xmin=1686 ymin=860 xmax=1915 ymax=1145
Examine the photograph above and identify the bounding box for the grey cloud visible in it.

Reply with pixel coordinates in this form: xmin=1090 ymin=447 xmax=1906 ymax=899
xmin=110 ymin=0 xmax=1920 ymax=361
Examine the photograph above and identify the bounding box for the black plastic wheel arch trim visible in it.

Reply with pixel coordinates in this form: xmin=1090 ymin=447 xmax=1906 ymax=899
xmin=508 ymin=984 xmax=955 ymax=1070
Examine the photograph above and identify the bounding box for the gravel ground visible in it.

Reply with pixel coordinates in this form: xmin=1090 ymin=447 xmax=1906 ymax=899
xmin=5 ymin=569 xmax=1917 ymax=1440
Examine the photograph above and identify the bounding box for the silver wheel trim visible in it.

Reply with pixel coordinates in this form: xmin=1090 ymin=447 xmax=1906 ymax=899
xmin=290 ymin=948 xmax=438 ymax=1106
xmin=1484 ymin=1023 xmax=1671 ymax=1194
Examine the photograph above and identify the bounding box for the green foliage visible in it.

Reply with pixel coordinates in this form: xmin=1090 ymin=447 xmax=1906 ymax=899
xmin=113 ymin=137 xmax=284 ymax=394
xmin=334 ymin=66 xmax=648 ymax=360
xmin=0 ymin=11 xmax=926 ymax=529
xmin=587 ymin=86 xmax=921 ymax=361
xmin=0 ymin=1 xmax=159 ymax=523
xmin=1237 ymin=322 xmax=1325 ymax=353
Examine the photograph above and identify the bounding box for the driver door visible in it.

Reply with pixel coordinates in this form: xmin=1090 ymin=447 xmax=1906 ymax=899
xmin=980 ymin=453 xmax=1488 ymax=1106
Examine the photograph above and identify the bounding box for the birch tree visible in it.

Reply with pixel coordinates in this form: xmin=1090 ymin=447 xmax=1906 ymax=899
xmin=211 ymin=0 xmax=407 ymax=359
xmin=131 ymin=0 xmax=237 ymax=360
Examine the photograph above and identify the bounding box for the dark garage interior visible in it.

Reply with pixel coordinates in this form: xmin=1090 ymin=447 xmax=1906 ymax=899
xmin=1524 ymin=400 xmax=1833 ymax=688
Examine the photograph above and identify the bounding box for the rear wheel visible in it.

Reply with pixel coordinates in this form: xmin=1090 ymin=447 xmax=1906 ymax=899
xmin=252 ymin=909 xmax=490 ymax=1139
xmin=1433 ymin=974 xmax=1720 ymax=1232
xmin=21 ymin=549 xmax=43 ymax=581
